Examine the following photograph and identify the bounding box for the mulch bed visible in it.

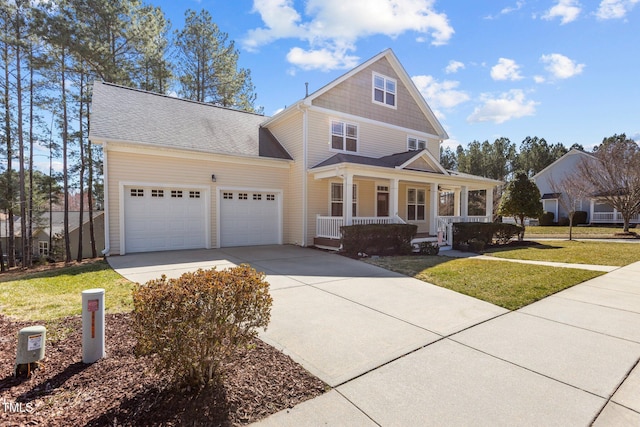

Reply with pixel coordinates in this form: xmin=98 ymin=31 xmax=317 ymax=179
xmin=0 ymin=313 xmax=326 ymax=426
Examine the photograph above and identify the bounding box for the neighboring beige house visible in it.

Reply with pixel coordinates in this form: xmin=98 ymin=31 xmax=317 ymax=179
xmin=9 ymin=211 xmax=105 ymax=260
xmin=533 ymin=148 xmax=640 ymax=224
xmin=90 ymin=49 xmax=500 ymax=255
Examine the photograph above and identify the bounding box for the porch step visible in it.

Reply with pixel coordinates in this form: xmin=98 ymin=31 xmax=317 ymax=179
xmin=313 ymin=237 xmax=341 ymax=251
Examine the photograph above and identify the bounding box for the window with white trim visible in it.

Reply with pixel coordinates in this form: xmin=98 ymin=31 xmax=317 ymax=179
xmin=223 ymin=192 xmax=233 ymax=200
xmin=407 ymin=188 xmax=426 ymax=221
xmin=373 ymin=73 xmax=396 ymax=107
xmin=266 ymin=194 xmax=276 ymax=201
xmin=151 ymin=189 xmax=164 ymax=197
xmin=331 ymin=120 xmax=358 ymax=152
xmin=130 ymin=188 xmax=144 ymax=197
xmin=189 ymin=191 xmax=201 ymax=199
xmin=39 ymin=241 xmax=49 ymax=256
xmin=253 ymin=193 xmax=262 ymax=201
xmin=408 ymin=137 xmax=426 ymax=151
xmin=171 ymin=190 xmax=183 ymax=198
xmin=330 ymin=183 xmax=357 ymax=217
xmin=238 ymin=193 xmax=248 ymax=200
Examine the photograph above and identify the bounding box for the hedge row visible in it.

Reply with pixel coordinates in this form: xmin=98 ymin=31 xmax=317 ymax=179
xmin=452 ymin=222 xmax=522 ymax=251
xmin=341 ymin=223 xmax=418 ymax=256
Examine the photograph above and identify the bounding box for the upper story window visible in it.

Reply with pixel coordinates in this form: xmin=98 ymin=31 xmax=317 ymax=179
xmin=408 ymin=137 xmax=427 ymax=151
xmin=373 ymin=73 xmax=396 ymax=108
xmin=331 ymin=120 xmax=358 ymax=152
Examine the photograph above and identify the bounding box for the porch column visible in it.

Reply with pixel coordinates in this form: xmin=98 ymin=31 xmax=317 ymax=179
xmin=485 ymin=188 xmax=493 ymax=221
xmin=429 ymin=183 xmax=438 ymax=235
xmin=589 ymin=199 xmax=594 ymax=224
xmin=390 ymin=178 xmax=399 ymax=218
xmin=343 ymin=172 xmax=353 ymax=226
xmin=454 ymin=188 xmax=461 ymax=216
xmin=460 ymin=186 xmax=469 ymax=220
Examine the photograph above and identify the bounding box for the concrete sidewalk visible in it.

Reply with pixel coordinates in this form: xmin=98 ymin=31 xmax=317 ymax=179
xmin=440 ymin=249 xmax=619 ymax=271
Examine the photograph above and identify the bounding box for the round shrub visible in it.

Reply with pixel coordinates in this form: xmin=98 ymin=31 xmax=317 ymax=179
xmin=539 ymin=211 xmax=554 ymax=226
xmin=132 ymin=265 xmax=272 ymax=388
xmin=573 ymin=211 xmax=588 ymax=225
xmin=558 ymin=216 xmax=570 ymax=226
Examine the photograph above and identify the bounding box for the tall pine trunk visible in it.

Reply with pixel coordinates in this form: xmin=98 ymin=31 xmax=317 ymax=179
xmin=61 ymin=47 xmax=71 ymax=263
xmin=87 ymin=98 xmax=97 ymax=258
xmin=76 ymin=71 xmax=85 ymax=262
xmin=3 ymin=18 xmax=15 ymax=268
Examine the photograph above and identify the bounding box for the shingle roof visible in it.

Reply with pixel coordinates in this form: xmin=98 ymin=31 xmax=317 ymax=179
xmin=13 ymin=211 xmax=104 ymax=237
xmin=90 ymin=81 xmax=291 ymax=160
xmin=312 ymin=151 xmax=425 ymax=169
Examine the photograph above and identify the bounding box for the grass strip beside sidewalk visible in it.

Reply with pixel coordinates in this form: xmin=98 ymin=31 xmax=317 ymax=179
xmin=366 ymin=256 xmax=603 ymax=311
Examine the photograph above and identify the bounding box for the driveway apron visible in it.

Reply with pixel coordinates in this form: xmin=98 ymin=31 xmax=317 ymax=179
xmin=109 ymin=247 xmax=640 ymax=426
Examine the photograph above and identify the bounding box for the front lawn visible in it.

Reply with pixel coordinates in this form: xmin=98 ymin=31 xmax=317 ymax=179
xmin=525 ymin=225 xmax=637 ymax=238
xmin=0 ymin=260 xmax=134 ymax=321
xmin=483 ymin=240 xmax=640 ymax=266
xmin=366 ymin=256 xmax=603 ymax=310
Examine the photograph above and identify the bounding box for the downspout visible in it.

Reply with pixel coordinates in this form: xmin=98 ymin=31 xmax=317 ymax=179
xmin=101 ymin=141 xmax=110 ymax=256
xmin=300 ymin=103 xmax=309 ymax=246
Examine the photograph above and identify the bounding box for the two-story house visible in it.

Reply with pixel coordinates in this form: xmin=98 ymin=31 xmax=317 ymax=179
xmin=90 ymin=49 xmax=500 ymax=255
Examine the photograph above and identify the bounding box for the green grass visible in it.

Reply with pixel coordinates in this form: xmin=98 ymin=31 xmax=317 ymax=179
xmin=0 ymin=260 xmax=134 ymax=321
xmin=525 ymin=225 xmax=637 ymax=237
xmin=366 ymin=256 xmax=603 ymax=310
xmin=484 ymin=240 xmax=640 ymax=266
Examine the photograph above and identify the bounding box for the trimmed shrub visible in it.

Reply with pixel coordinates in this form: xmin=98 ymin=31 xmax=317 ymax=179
xmin=573 ymin=211 xmax=588 ymax=225
xmin=493 ymin=223 xmax=521 ymax=245
xmin=453 ymin=222 xmax=523 ymax=250
xmin=341 ymin=223 xmax=417 ymax=256
xmin=132 ymin=265 xmax=272 ymax=388
xmin=539 ymin=211 xmax=555 ymax=226
xmin=558 ymin=216 xmax=570 ymax=226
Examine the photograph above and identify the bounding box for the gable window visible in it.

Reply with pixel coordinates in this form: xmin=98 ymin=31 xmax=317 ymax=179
xmin=330 ymin=183 xmax=357 ymax=217
xmin=331 ymin=121 xmax=358 ymax=152
xmin=407 ymin=188 xmax=426 ymax=221
xmin=408 ymin=137 xmax=426 ymax=151
xmin=373 ymin=73 xmax=396 ymax=108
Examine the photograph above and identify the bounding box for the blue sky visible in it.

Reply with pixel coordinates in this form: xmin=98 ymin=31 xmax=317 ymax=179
xmin=154 ymin=0 xmax=640 ymax=151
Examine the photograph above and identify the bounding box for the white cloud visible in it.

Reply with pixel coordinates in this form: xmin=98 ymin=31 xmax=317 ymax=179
xmin=484 ymin=1 xmax=526 ymax=19
xmin=490 ymin=58 xmax=523 ymax=81
xmin=467 ymin=90 xmax=538 ymax=124
xmin=542 ymin=0 xmax=582 ymax=24
xmin=540 ymin=53 xmax=585 ymax=79
xmin=286 ymin=47 xmax=359 ymax=71
xmin=412 ymin=75 xmax=470 ymax=119
xmin=596 ymin=0 xmax=639 ymax=19
xmin=244 ymin=0 xmax=454 ymax=71
xmin=445 ymin=60 xmax=465 ymax=74
xmin=533 ymin=75 xmax=546 ymax=83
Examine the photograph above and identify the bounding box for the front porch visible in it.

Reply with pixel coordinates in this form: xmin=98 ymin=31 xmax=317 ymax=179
xmin=314 ymin=215 xmax=492 ymax=250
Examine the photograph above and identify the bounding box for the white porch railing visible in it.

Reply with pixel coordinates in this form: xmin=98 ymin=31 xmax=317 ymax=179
xmin=316 ymin=216 xmax=402 ymax=239
xmin=591 ymin=212 xmax=640 ymax=224
xmin=437 ymin=216 xmax=492 ymax=246
xmin=317 ymin=214 xmax=492 ymax=243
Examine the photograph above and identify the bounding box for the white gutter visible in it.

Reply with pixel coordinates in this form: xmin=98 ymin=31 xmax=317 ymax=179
xmin=101 ymin=141 xmax=110 ymax=256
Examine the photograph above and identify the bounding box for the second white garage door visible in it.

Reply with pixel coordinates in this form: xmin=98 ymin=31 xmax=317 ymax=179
xmin=219 ymin=190 xmax=281 ymax=247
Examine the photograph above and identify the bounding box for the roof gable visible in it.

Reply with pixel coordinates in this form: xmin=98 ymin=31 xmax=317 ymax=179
xmin=90 ymin=82 xmax=291 ymax=160
xmin=533 ymin=148 xmax=595 ymax=180
xmin=263 ymin=49 xmax=448 ymax=139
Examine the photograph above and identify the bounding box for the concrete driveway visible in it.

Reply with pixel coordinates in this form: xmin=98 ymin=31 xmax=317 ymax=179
xmin=109 ymin=246 xmax=640 ymax=426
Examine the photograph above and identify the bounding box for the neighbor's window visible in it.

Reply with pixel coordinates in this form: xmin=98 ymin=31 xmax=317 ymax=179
xmin=330 ymin=183 xmax=357 ymax=217
xmin=407 ymin=188 xmax=426 ymax=221
xmin=331 ymin=120 xmax=358 ymax=152
xmin=373 ymin=73 xmax=396 ymax=107
xmin=408 ymin=137 xmax=426 ymax=151
xmin=39 ymin=241 xmax=49 ymax=256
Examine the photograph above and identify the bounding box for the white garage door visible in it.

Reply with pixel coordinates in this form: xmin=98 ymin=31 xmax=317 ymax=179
xmin=220 ymin=190 xmax=280 ymax=247
xmin=124 ymin=186 xmax=207 ymax=253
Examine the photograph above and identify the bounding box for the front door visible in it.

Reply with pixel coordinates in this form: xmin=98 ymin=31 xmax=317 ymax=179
xmin=377 ymin=192 xmax=389 ymax=217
